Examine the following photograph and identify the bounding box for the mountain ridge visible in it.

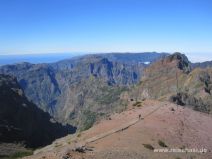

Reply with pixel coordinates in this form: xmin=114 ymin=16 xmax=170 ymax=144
xmin=0 ymin=52 xmax=168 ymax=129
xmin=128 ymin=53 xmax=212 ymax=114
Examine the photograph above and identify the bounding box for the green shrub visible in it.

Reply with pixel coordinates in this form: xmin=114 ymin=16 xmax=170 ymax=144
xmin=180 ymin=145 xmax=186 ymax=149
xmin=96 ymin=87 xmax=128 ymax=105
xmin=80 ymin=110 xmax=97 ymax=131
xmin=133 ymin=101 xmax=142 ymax=107
xmin=143 ymin=144 xmax=154 ymax=150
xmin=8 ymin=151 xmax=33 ymax=159
xmin=158 ymin=140 xmax=168 ymax=147
xmin=54 ymin=142 xmax=62 ymax=147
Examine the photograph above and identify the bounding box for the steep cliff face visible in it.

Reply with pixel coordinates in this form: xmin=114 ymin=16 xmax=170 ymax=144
xmin=0 ymin=63 xmax=61 ymax=114
xmin=47 ymin=55 xmax=147 ymax=127
xmin=0 ymin=74 xmax=76 ymax=148
xmin=130 ymin=53 xmax=190 ymax=99
xmin=129 ymin=53 xmax=212 ymax=114
xmin=0 ymin=53 xmax=167 ymax=129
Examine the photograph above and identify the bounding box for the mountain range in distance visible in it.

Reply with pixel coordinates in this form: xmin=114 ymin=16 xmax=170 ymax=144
xmin=0 ymin=52 xmax=212 ymax=159
xmin=0 ymin=53 xmax=84 ymax=66
xmin=0 ymin=52 xmax=168 ymax=127
xmin=0 ymin=52 xmax=167 ymax=66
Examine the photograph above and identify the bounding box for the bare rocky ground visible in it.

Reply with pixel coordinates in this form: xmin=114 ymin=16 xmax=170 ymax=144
xmin=24 ymin=100 xmax=212 ymax=159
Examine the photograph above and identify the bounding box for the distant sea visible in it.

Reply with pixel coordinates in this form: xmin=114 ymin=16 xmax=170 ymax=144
xmin=0 ymin=53 xmax=84 ymax=66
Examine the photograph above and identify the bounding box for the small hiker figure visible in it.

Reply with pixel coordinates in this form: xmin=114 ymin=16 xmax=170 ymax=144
xmin=139 ymin=114 xmax=141 ymax=120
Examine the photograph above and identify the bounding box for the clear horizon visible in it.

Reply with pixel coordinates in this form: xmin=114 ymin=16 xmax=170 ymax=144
xmin=0 ymin=0 xmax=211 ymax=62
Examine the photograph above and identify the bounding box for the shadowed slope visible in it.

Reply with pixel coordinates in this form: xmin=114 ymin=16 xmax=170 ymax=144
xmin=0 ymin=74 xmax=76 ymax=149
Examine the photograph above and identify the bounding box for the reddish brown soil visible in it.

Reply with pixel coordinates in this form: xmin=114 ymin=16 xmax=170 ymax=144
xmin=25 ymin=100 xmax=212 ymax=159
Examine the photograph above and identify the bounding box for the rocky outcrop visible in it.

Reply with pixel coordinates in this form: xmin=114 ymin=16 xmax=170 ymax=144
xmin=169 ymin=92 xmax=210 ymax=113
xmin=164 ymin=52 xmax=191 ymax=73
xmin=0 ymin=74 xmax=76 ymax=148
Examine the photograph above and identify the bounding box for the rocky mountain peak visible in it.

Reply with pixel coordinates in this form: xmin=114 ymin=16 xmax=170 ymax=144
xmin=167 ymin=52 xmax=188 ymax=61
xmin=143 ymin=52 xmax=190 ymax=80
xmin=164 ymin=52 xmax=191 ymax=73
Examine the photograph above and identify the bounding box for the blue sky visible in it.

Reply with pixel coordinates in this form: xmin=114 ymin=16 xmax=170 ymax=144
xmin=0 ymin=0 xmax=211 ymax=61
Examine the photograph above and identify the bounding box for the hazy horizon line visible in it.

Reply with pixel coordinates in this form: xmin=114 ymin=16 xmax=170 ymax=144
xmin=0 ymin=51 xmax=211 ymax=56
xmin=0 ymin=51 xmax=211 ymax=63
